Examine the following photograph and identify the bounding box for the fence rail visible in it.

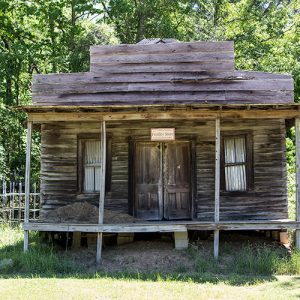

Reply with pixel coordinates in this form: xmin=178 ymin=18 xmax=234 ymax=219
xmin=0 ymin=181 xmax=40 ymax=223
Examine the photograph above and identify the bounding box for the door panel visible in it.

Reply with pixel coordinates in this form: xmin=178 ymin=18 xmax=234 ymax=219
xmin=134 ymin=142 xmax=162 ymax=220
xmin=133 ymin=141 xmax=191 ymax=220
xmin=164 ymin=142 xmax=191 ymax=219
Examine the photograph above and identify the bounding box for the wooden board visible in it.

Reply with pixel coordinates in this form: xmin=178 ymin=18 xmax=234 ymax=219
xmin=32 ymin=75 xmax=294 ymax=106
xmin=134 ymin=142 xmax=162 ymax=220
xmin=23 ymin=220 xmax=300 ymax=232
xmin=90 ymin=41 xmax=234 ymax=56
xmin=30 ymin=40 xmax=293 ymax=106
xmin=39 ymin=119 xmax=289 ymax=222
xmin=27 ymin=109 xmax=300 ymax=123
xmin=164 ymin=142 xmax=191 ymax=220
xmin=133 ymin=141 xmax=192 ymax=220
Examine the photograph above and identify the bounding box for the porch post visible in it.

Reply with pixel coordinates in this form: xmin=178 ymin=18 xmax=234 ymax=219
xmin=24 ymin=121 xmax=32 ymax=252
xmin=214 ymin=118 xmax=220 ymax=258
xmin=295 ymin=118 xmax=300 ymax=249
xmin=96 ymin=120 xmax=106 ymax=264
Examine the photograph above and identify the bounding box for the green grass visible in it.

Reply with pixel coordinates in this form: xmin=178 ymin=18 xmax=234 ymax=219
xmin=0 ymin=224 xmax=79 ymax=275
xmin=0 ymin=225 xmax=300 ymax=300
xmin=1 ymin=224 xmax=300 ymax=278
xmin=189 ymin=242 xmax=300 ymax=277
xmin=0 ymin=276 xmax=300 ymax=300
xmin=0 ymin=224 xmax=300 ymax=299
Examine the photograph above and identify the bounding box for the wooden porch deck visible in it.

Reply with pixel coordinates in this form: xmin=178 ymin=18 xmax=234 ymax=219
xmin=23 ymin=219 xmax=300 ymax=233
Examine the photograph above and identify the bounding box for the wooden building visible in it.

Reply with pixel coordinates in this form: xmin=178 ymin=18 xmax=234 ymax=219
xmin=22 ymin=39 xmax=300 ymax=262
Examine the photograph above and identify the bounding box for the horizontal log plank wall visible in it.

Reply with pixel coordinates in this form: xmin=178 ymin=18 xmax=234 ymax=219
xmin=32 ymin=71 xmax=293 ymax=106
xmin=32 ymin=40 xmax=293 ymax=106
xmin=40 ymin=118 xmax=287 ymax=221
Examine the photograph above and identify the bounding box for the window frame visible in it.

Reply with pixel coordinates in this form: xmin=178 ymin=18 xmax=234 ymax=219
xmin=220 ymin=131 xmax=253 ymax=194
xmin=77 ymin=133 xmax=112 ymax=194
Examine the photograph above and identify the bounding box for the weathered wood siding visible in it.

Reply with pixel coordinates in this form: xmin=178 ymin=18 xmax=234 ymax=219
xmin=31 ymin=41 xmax=293 ymax=106
xmin=40 ymin=119 xmax=287 ymax=221
xmin=32 ymin=71 xmax=293 ymax=106
xmin=90 ymin=41 xmax=235 ymax=73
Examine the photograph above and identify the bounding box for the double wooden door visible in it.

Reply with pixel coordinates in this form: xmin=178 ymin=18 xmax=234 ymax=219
xmin=133 ymin=141 xmax=192 ymax=220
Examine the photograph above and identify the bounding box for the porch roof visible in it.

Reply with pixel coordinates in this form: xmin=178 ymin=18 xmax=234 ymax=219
xmin=21 ymin=103 xmax=300 ymax=122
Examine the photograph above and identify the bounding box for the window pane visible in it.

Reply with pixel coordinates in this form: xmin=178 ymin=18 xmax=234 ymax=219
xmin=94 ymin=167 xmax=101 ymax=192
xmin=225 ymin=165 xmax=246 ymax=191
xmin=234 ymin=137 xmax=246 ymax=163
xmin=84 ymin=166 xmax=95 ymax=192
xmin=224 ymin=137 xmax=246 ymax=164
xmin=224 ymin=138 xmax=235 ymax=163
xmin=85 ymin=140 xmax=101 ymax=164
xmin=84 ymin=140 xmax=101 ymax=192
xmin=224 ymin=135 xmax=247 ymax=191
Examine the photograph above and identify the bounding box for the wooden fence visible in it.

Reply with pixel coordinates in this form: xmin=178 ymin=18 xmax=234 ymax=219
xmin=0 ymin=181 xmax=40 ymax=223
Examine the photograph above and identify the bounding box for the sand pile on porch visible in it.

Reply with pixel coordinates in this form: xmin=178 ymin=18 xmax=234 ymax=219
xmin=42 ymin=202 xmax=143 ymax=224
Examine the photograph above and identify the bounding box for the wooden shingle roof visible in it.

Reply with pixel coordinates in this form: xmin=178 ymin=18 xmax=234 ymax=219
xmin=32 ymin=40 xmax=294 ymax=106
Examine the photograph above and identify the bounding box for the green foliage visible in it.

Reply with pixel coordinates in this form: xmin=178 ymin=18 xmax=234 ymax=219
xmin=232 ymin=244 xmax=279 ymax=275
xmin=102 ymin=0 xmax=203 ymax=43
xmin=0 ymin=0 xmax=299 ymax=183
xmin=0 ymin=104 xmax=40 ymax=181
xmin=0 ymin=0 xmax=118 ymax=180
xmin=190 ymin=242 xmax=300 ymax=276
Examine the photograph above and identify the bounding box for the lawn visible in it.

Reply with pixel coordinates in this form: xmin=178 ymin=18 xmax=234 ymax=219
xmin=0 ymin=276 xmax=300 ymax=300
xmin=0 ymin=224 xmax=300 ymax=300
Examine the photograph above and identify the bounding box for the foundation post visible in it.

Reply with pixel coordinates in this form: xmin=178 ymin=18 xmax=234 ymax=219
xmin=214 ymin=118 xmax=220 ymax=259
xmin=295 ymin=118 xmax=300 ymax=249
xmin=24 ymin=121 xmax=32 ymax=252
xmin=96 ymin=121 xmax=106 ymax=264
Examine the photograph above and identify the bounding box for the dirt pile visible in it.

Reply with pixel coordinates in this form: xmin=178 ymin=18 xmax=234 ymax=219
xmin=42 ymin=202 xmax=142 ymax=224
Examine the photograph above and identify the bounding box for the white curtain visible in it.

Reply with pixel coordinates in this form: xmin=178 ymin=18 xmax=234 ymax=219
xmin=224 ymin=137 xmax=246 ymax=191
xmin=84 ymin=140 xmax=101 ymax=192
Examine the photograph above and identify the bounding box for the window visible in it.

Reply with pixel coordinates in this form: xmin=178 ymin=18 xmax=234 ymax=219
xmin=221 ymin=133 xmax=253 ymax=192
xmin=84 ymin=140 xmax=101 ymax=192
xmin=78 ymin=134 xmax=111 ymax=194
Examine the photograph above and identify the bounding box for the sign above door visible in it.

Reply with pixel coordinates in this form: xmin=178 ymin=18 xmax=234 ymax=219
xmin=151 ymin=128 xmax=175 ymax=141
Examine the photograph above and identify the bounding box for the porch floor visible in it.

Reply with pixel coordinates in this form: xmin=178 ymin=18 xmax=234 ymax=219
xmin=23 ymin=219 xmax=300 ymax=233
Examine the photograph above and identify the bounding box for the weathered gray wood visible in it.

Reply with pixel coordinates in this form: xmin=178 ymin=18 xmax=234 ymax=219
xmin=214 ymin=118 xmax=220 ymax=259
xmin=214 ymin=118 xmax=220 ymax=223
xmin=32 ymin=71 xmax=291 ymax=85
xmin=90 ymin=41 xmax=234 ymax=56
xmin=295 ymin=118 xmax=300 ymax=249
xmin=96 ymin=120 xmax=107 ymax=264
xmin=32 ymin=90 xmax=294 ymax=106
xmin=96 ymin=232 xmax=102 ymax=264
xmin=24 ymin=121 xmax=32 ymax=253
xmin=214 ymin=230 xmax=219 ymax=259
xmin=98 ymin=121 xmax=107 ymax=224
xmin=32 ymin=80 xmax=293 ymax=95
xmin=28 ymin=40 xmax=294 ymax=108
xmin=23 ymin=222 xmax=189 ymax=232
xmin=90 ymin=51 xmax=234 ymax=65
xmin=38 ymin=119 xmax=289 ymax=223
xmin=28 ymin=107 xmax=300 ymax=123
xmin=23 ymin=220 xmax=300 ymax=232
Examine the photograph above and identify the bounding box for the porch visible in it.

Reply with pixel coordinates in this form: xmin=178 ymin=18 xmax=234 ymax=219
xmin=21 ymin=104 xmax=300 ymax=263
